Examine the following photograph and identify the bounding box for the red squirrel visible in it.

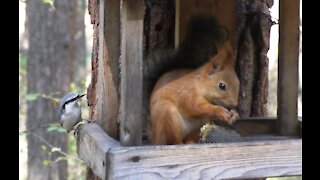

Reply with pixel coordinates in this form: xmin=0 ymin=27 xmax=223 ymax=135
xmin=147 ymin=15 xmax=240 ymax=145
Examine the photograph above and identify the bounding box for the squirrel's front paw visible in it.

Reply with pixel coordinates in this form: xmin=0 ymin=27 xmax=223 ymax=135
xmin=215 ymin=106 xmax=232 ymax=124
xmin=229 ymin=109 xmax=239 ymax=124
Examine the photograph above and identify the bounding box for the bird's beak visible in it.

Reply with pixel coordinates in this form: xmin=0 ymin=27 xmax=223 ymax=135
xmin=78 ymin=94 xmax=86 ymax=99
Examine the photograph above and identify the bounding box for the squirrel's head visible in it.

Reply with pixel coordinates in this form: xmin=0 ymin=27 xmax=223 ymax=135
xmin=205 ymin=42 xmax=239 ymax=109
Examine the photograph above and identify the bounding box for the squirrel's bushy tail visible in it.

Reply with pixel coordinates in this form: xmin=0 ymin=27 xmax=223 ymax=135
xmin=143 ymin=14 xmax=229 ymax=90
xmin=175 ymin=14 xmax=229 ymax=67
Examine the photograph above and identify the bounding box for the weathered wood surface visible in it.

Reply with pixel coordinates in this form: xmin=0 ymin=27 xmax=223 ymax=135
xmin=175 ymin=0 xmax=236 ymax=48
xmin=278 ymin=0 xmax=300 ymax=135
xmin=234 ymin=117 xmax=277 ymax=136
xmin=142 ymin=117 xmax=301 ymax=144
xmin=119 ymin=0 xmax=145 ymax=146
xmin=86 ymin=0 xmax=101 ymax=179
xmin=77 ymin=123 xmax=301 ymax=180
xmin=77 ymin=123 xmax=120 ymax=179
xmin=87 ymin=0 xmax=100 ymax=121
xmin=108 ymin=139 xmax=301 ymax=179
xmin=235 ymin=117 xmax=302 ymax=136
xmin=96 ymin=0 xmax=120 ymax=139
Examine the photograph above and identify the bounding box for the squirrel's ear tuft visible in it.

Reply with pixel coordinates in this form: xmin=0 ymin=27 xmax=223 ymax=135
xmin=208 ymin=42 xmax=236 ymax=75
xmin=209 ymin=57 xmax=223 ymax=75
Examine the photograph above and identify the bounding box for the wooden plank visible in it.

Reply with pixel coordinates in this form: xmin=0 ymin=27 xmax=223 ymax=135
xmin=235 ymin=117 xmax=302 ymax=136
xmin=108 ymin=139 xmax=301 ymax=179
xmin=96 ymin=0 xmax=120 ymax=139
xmin=119 ymin=0 xmax=145 ymax=146
xmin=142 ymin=117 xmax=301 ymax=145
xmin=234 ymin=117 xmax=277 ymax=136
xmin=174 ymin=0 xmax=180 ymax=48
xmin=298 ymin=117 xmax=302 ymax=136
xmin=77 ymin=123 xmax=120 ymax=179
xmin=278 ymin=0 xmax=300 ymax=135
xmin=242 ymin=134 xmax=299 ymax=142
xmin=175 ymin=0 xmax=236 ymax=48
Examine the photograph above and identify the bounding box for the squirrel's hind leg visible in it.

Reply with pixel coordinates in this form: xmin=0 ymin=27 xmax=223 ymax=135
xmin=149 ymin=100 xmax=184 ymax=145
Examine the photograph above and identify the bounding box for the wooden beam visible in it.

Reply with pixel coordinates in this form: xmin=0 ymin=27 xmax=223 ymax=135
xmin=234 ymin=117 xmax=277 ymax=136
xmin=141 ymin=117 xmax=301 ymax=144
xmin=96 ymin=0 xmax=120 ymax=139
xmin=119 ymin=0 xmax=145 ymax=146
xmin=108 ymin=139 xmax=302 ymax=179
xmin=174 ymin=0 xmax=180 ymax=49
xmin=77 ymin=123 xmax=301 ymax=179
xmin=77 ymin=123 xmax=120 ymax=179
xmin=278 ymin=0 xmax=300 ymax=135
xmin=235 ymin=117 xmax=302 ymax=136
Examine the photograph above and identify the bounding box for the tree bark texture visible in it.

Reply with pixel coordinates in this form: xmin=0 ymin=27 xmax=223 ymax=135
xmin=87 ymin=0 xmax=99 ymax=122
xmin=144 ymin=0 xmax=175 ymax=55
xmin=86 ymin=0 xmax=101 ymax=179
xmin=235 ymin=0 xmax=274 ymax=117
xmin=26 ymin=0 xmax=85 ymax=179
xmin=143 ymin=0 xmax=175 ymax=143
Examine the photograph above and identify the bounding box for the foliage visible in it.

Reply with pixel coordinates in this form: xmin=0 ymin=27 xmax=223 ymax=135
xmin=19 ymin=121 xmax=86 ymax=179
xmin=43 ymin=0 xmax=55 ymax=9
xmin=20 ymin=47 xmax=87 ymax=179
xmin=47 ymin=123 xmax=67 ymax=133
xmin=25 ymin=92 xmax=60 ymax=103
xmin=19 ymin=52 xmax=27 ymax=125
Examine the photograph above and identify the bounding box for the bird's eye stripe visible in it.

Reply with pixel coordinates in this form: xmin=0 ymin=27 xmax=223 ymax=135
xmin=64 ymin=97 xmax=77 ymax=105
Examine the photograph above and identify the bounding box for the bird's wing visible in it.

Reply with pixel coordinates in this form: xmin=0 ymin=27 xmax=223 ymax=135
xmin=58 ymin=107 xmax=65 ymax=125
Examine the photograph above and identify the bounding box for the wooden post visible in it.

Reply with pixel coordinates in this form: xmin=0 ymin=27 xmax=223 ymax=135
xmin=278 ymin=0 xmax=300 ymax=135
xmin=175 ymin=0 xmax=236 ymax=48
xmin=119 ymin=0 xmax=145 ymax=146
xmin=235 ymin=0 xmax=273 ymax=118
xmin=77 ymin=123 xmax=120 ymax=179
xmin=96 ymin=0 xmax=120 ymax=139
xmin=175 ymin=0 xmax=180 ymax=49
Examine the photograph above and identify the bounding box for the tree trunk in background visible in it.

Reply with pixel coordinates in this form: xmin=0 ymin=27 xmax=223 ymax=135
xmin=26 ymin=0 xmax=85 ymax=179
xmin=74 ymin=0 xmax=88 ymax=89
xmin=235 ymin=0 xmax=274 ymax=117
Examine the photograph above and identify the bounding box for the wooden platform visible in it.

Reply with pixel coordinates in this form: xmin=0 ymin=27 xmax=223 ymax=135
xmin=80 ymin=0 xmax=302 ymax=179
xmin=77 ymin=120 xmax=302 ymax=180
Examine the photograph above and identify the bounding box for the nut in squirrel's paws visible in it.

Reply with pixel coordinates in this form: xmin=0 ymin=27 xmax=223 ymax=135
xmin=229 ymin=109 xmax=239 ymax=124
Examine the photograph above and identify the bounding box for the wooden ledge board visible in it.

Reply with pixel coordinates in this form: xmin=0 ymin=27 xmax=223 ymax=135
xmin=77 ymin=123 xmax=301 ymax=180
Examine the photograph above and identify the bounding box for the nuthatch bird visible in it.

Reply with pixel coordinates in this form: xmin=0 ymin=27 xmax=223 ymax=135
xmin=58 ymin=93 xmax=86 ymax=133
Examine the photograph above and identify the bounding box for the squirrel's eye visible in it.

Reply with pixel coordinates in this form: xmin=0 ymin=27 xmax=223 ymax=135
xmin=219 ymin=82 xmax=226 ymax=90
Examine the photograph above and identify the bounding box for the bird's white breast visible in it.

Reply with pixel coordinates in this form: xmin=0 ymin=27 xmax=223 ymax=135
xmin=61 ymin=102 xmax=81 ymax=131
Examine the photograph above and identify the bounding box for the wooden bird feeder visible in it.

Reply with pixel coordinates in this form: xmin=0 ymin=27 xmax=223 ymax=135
xmin=77 ymin=0 xmax=302 ymax=179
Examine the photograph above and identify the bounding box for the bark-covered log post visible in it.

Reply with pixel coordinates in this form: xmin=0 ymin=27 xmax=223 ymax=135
xmin=235 ymin=0 xmax=274 ymax=117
